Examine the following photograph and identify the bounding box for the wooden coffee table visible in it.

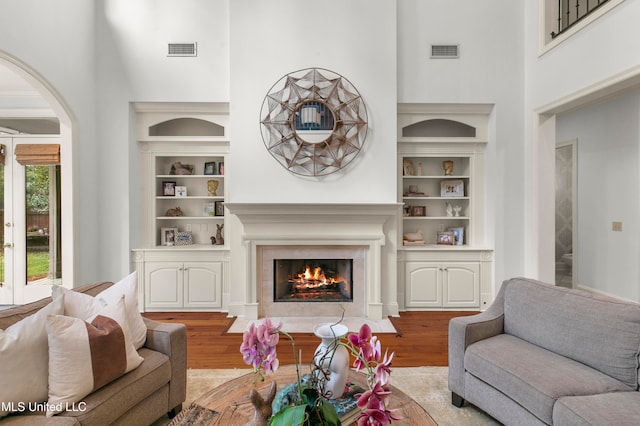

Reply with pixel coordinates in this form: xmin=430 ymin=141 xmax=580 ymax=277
xmin=171 ymin=364 xmax=436 ymax=425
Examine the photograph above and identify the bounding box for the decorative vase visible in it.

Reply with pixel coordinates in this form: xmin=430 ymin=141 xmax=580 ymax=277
xmin=313 ymin=323 xmax=349 ymax=399
xmin=442 ymin=160 xmax=454 ymax=176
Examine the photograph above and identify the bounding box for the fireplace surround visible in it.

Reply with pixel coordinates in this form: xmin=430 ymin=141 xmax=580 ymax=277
xmin=226 ymin=203 xmax=401 ymax=320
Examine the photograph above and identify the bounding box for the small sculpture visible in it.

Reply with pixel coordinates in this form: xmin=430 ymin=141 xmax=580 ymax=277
xmin=214 ymin=224 xmax=224 ymax=245
xmin=172 ymin=162 xmax=193 ymax=175
xmin=454 ymin=205 xmax=462 ymax=217
xmin=210 ymin=236 xmax=216 ymax=245
xmin=443 ymin=160 xmax=454 ymax=176
xmin=246 ymin=381 xmax=277 ymax=426
xmin=403 ymin=229 xmax=423 ymax=242
xmin=446 ymin=202 xmax=453 ymax=217
xmin=208 ymin=180 xmax=219 ymax=196
xmin=165 ymin=206 xmax=183 ymax=217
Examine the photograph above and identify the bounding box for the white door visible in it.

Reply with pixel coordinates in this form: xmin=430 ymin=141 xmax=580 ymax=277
xmin=0 ymin=136 xmax=62 ymax=304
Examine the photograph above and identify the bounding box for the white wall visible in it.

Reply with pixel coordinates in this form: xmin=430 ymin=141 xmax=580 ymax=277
xmin=0 ymin=0 xmax=98 ymax=284
xmin=397 ymin=0 xmax=525 ymax=288
xmin=557 ymin=92 xmax=640 ymax=301
xmin=96 ymin=0 xmax=230 ymax=280
xmin=524 ymin=0 xmax=640 ymax=300
xmin=228 ymin=0 xmax=397 ymax=204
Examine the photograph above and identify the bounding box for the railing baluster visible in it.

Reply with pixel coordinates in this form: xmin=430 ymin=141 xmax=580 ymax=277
xmin=552 ymin=0 xmax=611 ymax=39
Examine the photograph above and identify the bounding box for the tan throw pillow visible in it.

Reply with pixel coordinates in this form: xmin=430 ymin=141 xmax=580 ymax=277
xmin=51 ymin=273 xmax=146 ymax=349
xmin=46 ymin=297 xmax=144 ymax=417
xmin=0 ymin=297 xmax=64 ymax=417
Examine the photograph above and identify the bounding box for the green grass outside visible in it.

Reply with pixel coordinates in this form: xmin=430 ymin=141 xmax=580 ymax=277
xmin=0 ymin=251 xmax=50 ymax=282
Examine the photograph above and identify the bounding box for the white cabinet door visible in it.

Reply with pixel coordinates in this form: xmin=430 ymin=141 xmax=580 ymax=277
xmin=184 ymin=262 xmax=222 ymax=308
xmin=146 ymin=262 xmax=183 ymax=309
xmin=443 ymin=262 xmax=479 ymax=307
xmin=405 ymin=262 xmax=442 ymax=307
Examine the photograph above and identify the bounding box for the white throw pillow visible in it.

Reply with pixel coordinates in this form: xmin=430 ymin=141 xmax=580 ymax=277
xmin=97 ymin=272 xmax=146 ymax=349
xmin=46 ymin=297 xmax=144 ymax=417
xmin=51 ymin=285 xmax=106 ymax=319
xmin=51 ymin=272 xmax=146 ymax=349
xmin=0 ymin=297 xmax=64 ymax=417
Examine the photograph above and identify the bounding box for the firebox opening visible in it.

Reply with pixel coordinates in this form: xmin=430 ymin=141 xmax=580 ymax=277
xmin=273 ymin=258 xmax=353 ymax=302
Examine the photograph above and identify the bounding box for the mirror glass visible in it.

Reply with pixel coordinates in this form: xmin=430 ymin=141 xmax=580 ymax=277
xmin=292 ymin=101 xmax=335 ymax=144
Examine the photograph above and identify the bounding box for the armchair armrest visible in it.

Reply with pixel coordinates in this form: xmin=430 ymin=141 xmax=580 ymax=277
xmin=448 ymin=281 xmax=506 ymax=398
xmin=143 ymin=318 xmax=187 ymax=413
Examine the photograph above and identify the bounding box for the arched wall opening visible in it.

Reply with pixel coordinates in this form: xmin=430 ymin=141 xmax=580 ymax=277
xmin=0 ymin=50 xmax=76 ymax=290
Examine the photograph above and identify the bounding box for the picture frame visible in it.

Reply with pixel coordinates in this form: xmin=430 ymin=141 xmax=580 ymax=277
xmin=204 ymin=161 xmax=217 ymax=175
xmin=175 ymin=231 xmax=193 ymax=246
xmin=215 ymin=201 xmax=225 ymax=216
xmin=162 ymin=181 xmax=176 ymax=196
xmin=175 ymin=185 xmax=187 ymax=197
xmin=203 ymin=202 xmax=216 ymax=217
xmin=437 ymin=231 xmax=456 ymax=245
xmin=441 ymin=179 xmax=464 ymax=197
xmin=217 ymin=162 xmax=224 ymax=175
xmin=448 ymin=227 xmax=465 ymax=245
xmin=410 ymin=205 xmax=426 ymax=217
xmin=161 ymin=227 xmax=178 ymax=246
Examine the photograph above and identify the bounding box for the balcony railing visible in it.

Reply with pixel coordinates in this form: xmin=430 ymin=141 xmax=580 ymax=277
xmin=551 ymin=0 xmax=611 ymax=38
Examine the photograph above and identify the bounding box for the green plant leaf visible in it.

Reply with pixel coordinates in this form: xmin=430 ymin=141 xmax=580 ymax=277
xmin=269 ymin=405 xmax=306 ymax=426
xmin=318 ymin=400 xmax=341 ymax=426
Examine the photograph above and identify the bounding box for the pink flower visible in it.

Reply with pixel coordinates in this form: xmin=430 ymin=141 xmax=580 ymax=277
xmin=374 ymin=349 xmax=394 ymax=385
xmin=349 ymin=324 xmax=374 ymax=369
xmin=240 ymin=319 xmax=282 ymax=376
xmin=355 ymin=394 xmax=402 ymax=425
xmin=356 ymin=381 xmax=391 ymax=409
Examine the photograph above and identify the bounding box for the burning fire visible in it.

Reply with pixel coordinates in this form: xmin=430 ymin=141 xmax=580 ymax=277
xmin=290 ymin=265 xmax=342 ymax=290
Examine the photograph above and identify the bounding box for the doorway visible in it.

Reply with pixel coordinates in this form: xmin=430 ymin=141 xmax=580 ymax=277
xmin=555 ymin=140 xmax=576 ymax=288
xmin=0 ymin=53 xmax=75 ymax=305
xmin=0 ymin=137 xmax=62 ymax=303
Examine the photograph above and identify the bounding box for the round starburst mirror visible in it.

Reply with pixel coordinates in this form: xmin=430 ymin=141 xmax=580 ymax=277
xmin=260 ymin=68 xmax=368 ymax=176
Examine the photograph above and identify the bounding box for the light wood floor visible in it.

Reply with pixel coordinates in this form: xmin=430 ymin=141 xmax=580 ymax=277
xmin=143 ymin=311 xmax=478 ymax=369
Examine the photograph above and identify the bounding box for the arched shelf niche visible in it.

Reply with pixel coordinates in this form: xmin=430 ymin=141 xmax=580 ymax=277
xmin=402 ymin=118 xmax=476 ymax=138
xmin=149 ymin=117 xmax=224 ymax=137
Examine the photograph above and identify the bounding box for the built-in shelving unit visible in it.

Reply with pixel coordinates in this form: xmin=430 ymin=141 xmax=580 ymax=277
xmin=132 ymin=103 xmax=230 ymax=312
xmin=397 ymin=104 xmax=493 ymax=311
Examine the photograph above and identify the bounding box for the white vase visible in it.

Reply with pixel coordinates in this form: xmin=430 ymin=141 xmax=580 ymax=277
xmin=313 ymin=323 xmax=350 ymax=399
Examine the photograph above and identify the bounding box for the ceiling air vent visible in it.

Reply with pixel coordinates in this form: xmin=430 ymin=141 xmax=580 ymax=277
xmin=167 ymin=42 xmax=197 ymax=57
xmin=431 ymin=44 xmax=459 ymax=59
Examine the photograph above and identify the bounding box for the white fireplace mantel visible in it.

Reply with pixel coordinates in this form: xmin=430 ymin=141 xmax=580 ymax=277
xmin=226 ymin=203 xmax=402 ymax=320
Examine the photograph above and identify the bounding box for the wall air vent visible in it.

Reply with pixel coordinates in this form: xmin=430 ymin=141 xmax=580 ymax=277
xmin=431 ymin=44 xmax=459 ymax=59
xmin=167 ymin=43 xmax=197 ymax=57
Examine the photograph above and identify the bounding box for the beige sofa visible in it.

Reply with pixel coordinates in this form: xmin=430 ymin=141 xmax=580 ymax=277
xmin=0 ymin=281 xmax=186 ymax=425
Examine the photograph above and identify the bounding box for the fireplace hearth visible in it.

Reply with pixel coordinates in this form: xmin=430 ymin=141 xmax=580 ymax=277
xmin=274 ymin=259 xmax=353 ymax=302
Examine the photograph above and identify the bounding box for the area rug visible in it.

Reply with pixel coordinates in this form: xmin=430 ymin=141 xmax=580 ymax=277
xmin=227 ymin=316 xmax=397 ymax=334
xmin=154 ymin=367 xmax=498 ymax=425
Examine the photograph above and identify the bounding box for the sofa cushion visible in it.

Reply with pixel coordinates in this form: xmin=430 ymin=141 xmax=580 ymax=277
xmin=52 ymin=273 xmax=146 ymax=349
xmin=503 ymin=278 xmax=640 ymax=389
xmin=95 ymin=272 xmax=147 ymax=349
xmin=45 ymin=297 xmax=144 ymax=417
xmin=56 ymin=348 xmax=171 ymax=424
xmin=554 ymin=392 xmax=640 ymax=426
xmin=0 ymin=297 xmax=64 ymax=417
xmin=465 ymin=334 xmax=632 ymax=425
